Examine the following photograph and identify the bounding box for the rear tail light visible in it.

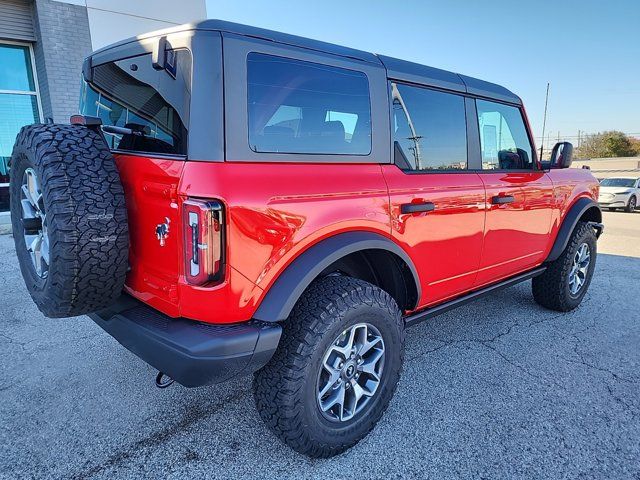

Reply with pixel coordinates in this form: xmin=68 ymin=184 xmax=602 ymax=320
xmin=182 ymin=199 xmax=224 ymax=285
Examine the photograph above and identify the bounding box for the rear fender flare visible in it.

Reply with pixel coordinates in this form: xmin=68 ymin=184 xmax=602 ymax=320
xmin=253 ymin=232 xmax=421 ymax=322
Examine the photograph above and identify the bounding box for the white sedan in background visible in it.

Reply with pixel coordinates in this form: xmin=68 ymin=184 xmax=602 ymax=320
xmin=598 ymin=177 xmax=640 ymax=212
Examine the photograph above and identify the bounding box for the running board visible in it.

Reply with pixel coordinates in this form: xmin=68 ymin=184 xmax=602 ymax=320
xmin=404 ymin=266 xmax=547 ymax=328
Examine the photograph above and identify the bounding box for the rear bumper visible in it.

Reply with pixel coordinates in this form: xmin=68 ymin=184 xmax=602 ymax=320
xmin=89 ymin=295 xmax=282 ymax=387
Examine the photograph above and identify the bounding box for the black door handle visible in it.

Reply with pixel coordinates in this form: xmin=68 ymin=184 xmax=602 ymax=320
xmin=491 ymin=195 xmax=515 ymax=205
xmin=401 ymin=202 xmax=436 ymax=214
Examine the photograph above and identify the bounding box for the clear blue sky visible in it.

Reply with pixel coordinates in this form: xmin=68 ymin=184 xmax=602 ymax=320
xmin=206 ymin=0 xmax=639 ymax=146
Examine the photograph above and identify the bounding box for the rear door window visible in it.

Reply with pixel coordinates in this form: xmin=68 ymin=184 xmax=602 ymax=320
xmin=247 ymin=53 xmax=371 ymax=155
xmin=391 ymin=82 xmax=468 ymax=170
xmin=80 ymin=49 xmax=191 ymax=155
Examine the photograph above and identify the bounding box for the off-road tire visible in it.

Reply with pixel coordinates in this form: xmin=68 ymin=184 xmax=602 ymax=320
xmin=253 ymin=276 xmax=404 ymax=458
xmin=532 ymin=221 xmax=597 ymax=312
xmin=625 ymin=196 xmax=636 ymax=213
xmin=10 ymin=124 xmax=129 ymax=317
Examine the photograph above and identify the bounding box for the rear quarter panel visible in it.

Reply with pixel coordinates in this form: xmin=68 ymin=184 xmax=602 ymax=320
xmin=178 ymin=162 xmax=391 ymax=322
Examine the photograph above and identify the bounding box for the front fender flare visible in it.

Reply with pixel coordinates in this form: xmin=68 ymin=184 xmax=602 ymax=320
xmin=252 ymin=231 xmax=421 ymax=322
xmin=546 ymin=197 xmax=602 ymax=262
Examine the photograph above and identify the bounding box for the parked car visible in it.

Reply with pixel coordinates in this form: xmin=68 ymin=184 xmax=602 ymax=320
xmin=598 ymin=177 xmax=640 ymax=212
xmin=9 ymin=20 xmax=603 ymax=458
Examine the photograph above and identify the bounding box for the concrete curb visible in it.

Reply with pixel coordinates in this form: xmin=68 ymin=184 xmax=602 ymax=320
xmin=0 ymin=224 xmax=12 ymax=236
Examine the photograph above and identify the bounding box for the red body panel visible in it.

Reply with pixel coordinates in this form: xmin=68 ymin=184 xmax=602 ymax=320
xmin=382 ymin=166 xmax=485 ymax=306
xmin=474 ymin=172 xmax=554 ymax=286
xmin=117 ymin=153 xmax=599 ymax=324
xmin=545 ymin=167 xmax=600 ymax=253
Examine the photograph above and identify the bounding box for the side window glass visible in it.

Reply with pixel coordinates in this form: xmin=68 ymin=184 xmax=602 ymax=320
xmin=476 ymin=99 xmax=534 ymax=170
xmin=247 ymin=53 xmax=371 ymax=155
xmin=391 ymin=82 xmax=467 ymax=171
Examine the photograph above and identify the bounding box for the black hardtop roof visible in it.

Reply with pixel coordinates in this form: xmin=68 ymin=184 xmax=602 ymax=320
xmin=93 ymin=19 xmax=522 ymax=105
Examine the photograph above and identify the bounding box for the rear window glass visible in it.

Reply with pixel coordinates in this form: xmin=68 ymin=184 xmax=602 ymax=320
xmin=247 ymin=53 xmax=371 ymax=155
xmin=80 ymin=49 xmax=191 ymax=155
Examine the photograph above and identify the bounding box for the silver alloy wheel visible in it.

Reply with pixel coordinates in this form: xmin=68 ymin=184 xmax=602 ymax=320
xmin=568 ymin=242 xmax=590 ymax=295
xmin=316 ymin=323 xmax=385 ymax=422
xmin=630 ymin=197 xmax=637 ymax=210
xmin=20 ymin=168 xmax=49 ymax=278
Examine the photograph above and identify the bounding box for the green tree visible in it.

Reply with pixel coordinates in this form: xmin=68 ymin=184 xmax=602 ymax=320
xmin=576 ymin=131 xmax=638 ymax=158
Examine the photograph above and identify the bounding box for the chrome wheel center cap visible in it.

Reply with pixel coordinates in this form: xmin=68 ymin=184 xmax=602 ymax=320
xmin=344 ymin=363 xmax=356 ymax=379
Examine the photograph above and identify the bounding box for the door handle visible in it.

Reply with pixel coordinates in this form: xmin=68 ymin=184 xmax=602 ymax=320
xmin=401 ymin=202 xmax=436 ymax=214
xmin=491 ymin=195 xmax=515 ymax=205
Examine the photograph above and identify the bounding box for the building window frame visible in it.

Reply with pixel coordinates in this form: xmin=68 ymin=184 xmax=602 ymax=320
xmin=0 ymin=40 xmax=43 ymax=211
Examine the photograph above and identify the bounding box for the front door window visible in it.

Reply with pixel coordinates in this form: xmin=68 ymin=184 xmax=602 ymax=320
xmin=476 ymin=99 xmax=535 ymax=170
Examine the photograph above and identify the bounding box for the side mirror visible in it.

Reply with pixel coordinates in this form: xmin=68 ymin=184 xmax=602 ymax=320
xmin=549 ymin=142 xmax=574 ymax=169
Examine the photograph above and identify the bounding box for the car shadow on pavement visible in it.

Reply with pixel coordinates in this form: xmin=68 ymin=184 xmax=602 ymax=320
xmin=2 ymin=246 xmax=639 ymax=479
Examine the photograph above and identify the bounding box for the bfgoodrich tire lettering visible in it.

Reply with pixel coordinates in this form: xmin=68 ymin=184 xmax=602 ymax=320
xmin=9 ymin=124 xmax=129 ymax=317
xmin=253 ymin=276 xmax=405 ymax=458
xmin=532 ymin=221 xmax=597 ymax=312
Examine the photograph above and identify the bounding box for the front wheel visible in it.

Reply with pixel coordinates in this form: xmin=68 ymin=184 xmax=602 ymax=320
xmin=532 ymin=221 xmax=597 ymax=311
xmin=253 ymin=276 xmax=404 ymax=458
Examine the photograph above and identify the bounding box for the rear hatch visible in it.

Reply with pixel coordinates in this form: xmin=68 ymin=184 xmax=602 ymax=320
xmin=79 ymin=48 xmax=192 ymax=315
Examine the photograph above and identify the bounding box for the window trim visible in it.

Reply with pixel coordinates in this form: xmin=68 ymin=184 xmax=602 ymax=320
xmin=1 ymin=40 xmax=43 ymax=213
xmin=0 ymin=40 xmax=44 ymax=121
xmin=223 ymin=33 xmax=391 ymax=164
xmin=246 ymin=51 xmax=373 ymax=156
xmin=389 ymin=80 xmax=473 ymax=174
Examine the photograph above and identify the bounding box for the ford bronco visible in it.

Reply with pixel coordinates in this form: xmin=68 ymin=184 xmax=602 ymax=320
xmin=10 ymin=20 xmax=603 ymax=457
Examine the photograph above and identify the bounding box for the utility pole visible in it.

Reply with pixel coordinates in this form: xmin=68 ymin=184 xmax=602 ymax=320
xmin=540 ymin=82 xmax=550 ymax=160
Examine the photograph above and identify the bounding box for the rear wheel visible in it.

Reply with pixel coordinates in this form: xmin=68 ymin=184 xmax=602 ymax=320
xmin=253 ymin=276 xmax=404 ymax=458
xmin=10 ymin=124 xmax=129 ymax=317
xmin=625 ymin=196 xmax=637 ymax=213
xmin=532 ymin=221 xmax=597 ymax=311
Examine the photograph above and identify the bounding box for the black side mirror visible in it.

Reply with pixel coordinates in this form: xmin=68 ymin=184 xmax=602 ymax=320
xmin=549 ymin=142 xmax=574 ymax=169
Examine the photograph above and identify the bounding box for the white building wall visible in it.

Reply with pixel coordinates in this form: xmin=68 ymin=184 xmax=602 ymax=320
xmin=58 ymin=0 xmax=207 ymax=50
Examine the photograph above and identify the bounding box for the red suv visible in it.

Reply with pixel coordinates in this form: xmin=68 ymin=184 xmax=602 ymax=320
xmin=10 ymin=20 xmax=603 ymax=457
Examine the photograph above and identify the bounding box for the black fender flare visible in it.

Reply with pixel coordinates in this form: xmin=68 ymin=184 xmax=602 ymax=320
xmin=252 ymin=231 xmax=421 ymax=322
xmin=546 ymin=197 xmax=602 ymax=262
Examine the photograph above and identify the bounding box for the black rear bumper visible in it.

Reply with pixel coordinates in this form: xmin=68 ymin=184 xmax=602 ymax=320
xmin=89 ymin=295 xmax=282 ymax=388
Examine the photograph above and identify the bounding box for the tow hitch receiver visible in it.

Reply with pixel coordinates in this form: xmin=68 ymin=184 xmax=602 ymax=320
xmin=155 ymin=372 xmax=174 ymax=389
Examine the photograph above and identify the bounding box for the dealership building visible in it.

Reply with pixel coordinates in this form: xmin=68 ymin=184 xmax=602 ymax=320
xmin=0 ymin=0 xmax=206 ymax=214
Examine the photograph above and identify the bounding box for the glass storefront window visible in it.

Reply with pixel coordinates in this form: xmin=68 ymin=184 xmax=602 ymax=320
xmin=0 ymin=43 xmax=41 ymax=212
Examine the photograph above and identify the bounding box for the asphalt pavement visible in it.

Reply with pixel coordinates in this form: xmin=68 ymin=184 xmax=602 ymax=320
xmin=1 ymin=211 xmax=639 ymax=479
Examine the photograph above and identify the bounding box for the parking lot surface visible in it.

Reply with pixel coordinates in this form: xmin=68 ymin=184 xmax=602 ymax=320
xmin=1 ymin=211 xmax=639 ymax=479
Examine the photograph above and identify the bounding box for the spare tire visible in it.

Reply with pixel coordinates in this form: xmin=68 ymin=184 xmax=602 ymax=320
xmin=9 ymin=124 xmax=129 ymax=318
